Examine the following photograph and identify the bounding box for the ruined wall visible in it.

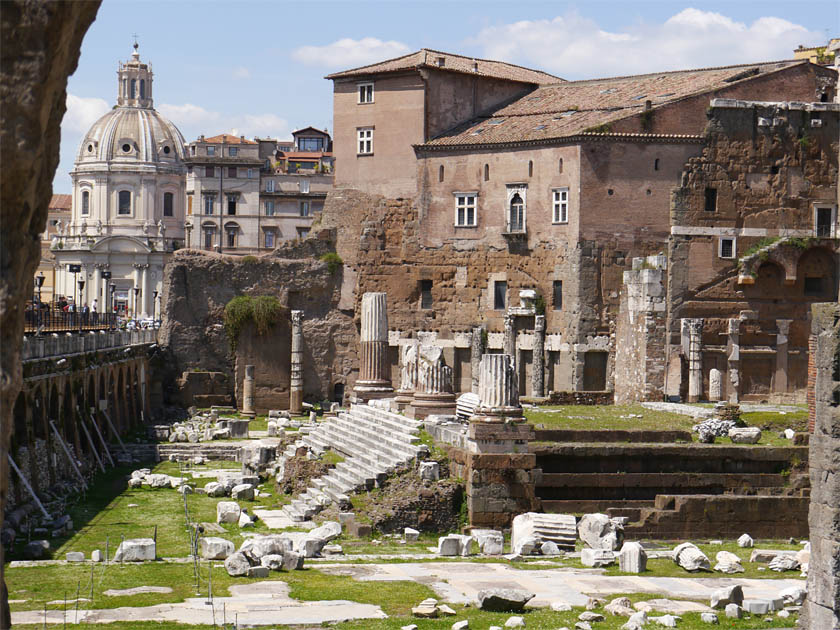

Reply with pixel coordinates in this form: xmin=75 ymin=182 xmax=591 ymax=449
xmin=802 ymin=302 xmax=840 ymax=630
xmin=160 ymin=239 xmax=357 ymax=406
xmin=666 ymin=102 xmax=839 ymax=402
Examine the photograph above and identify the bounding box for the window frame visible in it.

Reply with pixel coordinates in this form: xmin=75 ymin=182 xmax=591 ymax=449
xmin=299 ymin=179 xmax=310 ymax=194
xmin=117 ymin=190 xmax=131 ymax=216
xmin=81 ymin=190 xmax=90 ymax=216
xmin=300 ymin=201 xmax=310 ymax=217
xmin=203 ymin=195 xmax=214 ymax=215
xmin=228 ymin=147 xmax=238 ymax=157
xmin=264 ymin=200 xmax=275 ymax=216
xmin=206 ymin=146 xmax=216 ymax=156
xmin=264 ymin=230 xmax=276 ymax=248
xmin=163 ymin=192 xmax=174 ymax=217
xmin=265 ymin=179 xmax=275 ymax=193
xmin=226 ymin=194 xmax=237 ymax=216
xmin=205 ymin=166 xmax=215 ymax=178
xmin=493 ymin=280 xmax=507 ymax=311
xmin=814 ymin=204 xmax=836 ymax=238
xmin=552 ymin=187 xmax=569 ymax=224
xmin=553 ymin=280 xmax=563 ymax=310
xmin=357 ymin=82 xmax=374 ymax=104
xmin=228 ymin=166 xmax=237 ymax=178
xmin=718 ymin=236 xmax=736 ymax=259
xmin=357 ymin=127 xmax=373 ymax=155
xmin=454 ymin=192 xmax=478 ymax=227
xmin=420 ymin=279 xmax=433 ymax=309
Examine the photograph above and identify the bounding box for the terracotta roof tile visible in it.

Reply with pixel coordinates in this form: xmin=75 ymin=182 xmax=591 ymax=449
xmin=49 ymin=194 xmax=72 ymax=210
xmin=420 ymin=60 xmax=807 ymax=148
xmin=326 ymin=48 xmax=561 ymax=84
xmin=200 ymin=134 xmax=257 ymax=145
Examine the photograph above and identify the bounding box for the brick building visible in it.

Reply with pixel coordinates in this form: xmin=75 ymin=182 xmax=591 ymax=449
xmin=326 ymin=49 xmax=837 ymax=399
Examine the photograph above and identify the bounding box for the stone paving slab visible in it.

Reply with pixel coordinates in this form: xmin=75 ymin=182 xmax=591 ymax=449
xmin=11 ymin=581 xmax=386 ymax=627
xmin=317 ymin=562 xmax=806 ymax=609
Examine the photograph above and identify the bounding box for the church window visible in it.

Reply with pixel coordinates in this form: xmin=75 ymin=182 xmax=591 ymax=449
xmin=163 ymin=145 xmax=171 ymax=155
xmin=130 ymin=79 xmax=136 ymax=99
xmin=122 ymin=143 xmax=131 ymax=153
xmin=81 ymin=191 xmax=90 ymax=215
xmin=528 ymin=160 xmax=533 ymax=177
xmin=139 ymin=79 xmax=145 ymax=98
xmin=118 ymin=191 xmax=131 ymax=215
xmin=163 ymin=192 xmax=174 ymax=217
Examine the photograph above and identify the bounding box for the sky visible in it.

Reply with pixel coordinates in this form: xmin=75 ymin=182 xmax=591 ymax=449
xmin=56 ymin=0 xmax=838 ymax=192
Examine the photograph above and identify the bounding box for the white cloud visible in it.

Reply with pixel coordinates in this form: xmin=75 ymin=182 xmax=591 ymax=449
xmin=292 ymin=37 xmax=411 ymax=68
xmin=469 ymin=9 xmax=823 ymax=79
xmin=232 ymin=66 xmax=251 ymax=80
xmin=158 ymin=103 xmax=290 ymax=141
xmin=63 ymin=94 xmax=110 ymax=135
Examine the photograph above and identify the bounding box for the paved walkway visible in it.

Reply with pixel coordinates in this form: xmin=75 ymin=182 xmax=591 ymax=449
xmin=11 ymin=561 xmax=805 ymax=626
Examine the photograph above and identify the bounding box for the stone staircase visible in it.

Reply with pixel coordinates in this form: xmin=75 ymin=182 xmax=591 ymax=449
xmin=280 ymin=403 xmax=426 ymax=522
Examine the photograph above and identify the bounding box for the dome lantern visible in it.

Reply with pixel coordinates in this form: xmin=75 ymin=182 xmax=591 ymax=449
xmin=117 ymin=41 xmax=153 ymax=108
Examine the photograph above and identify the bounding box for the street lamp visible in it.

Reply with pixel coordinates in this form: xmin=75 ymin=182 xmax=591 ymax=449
xmin=101 ymin=270 xmax=112 ymax=327
xmin=78 ymin=278 xmax=85 ymax=332
xmin=132 ymin=286 xmax=140 ymax=320
xmin=153 ymin=290 xmax=159 ymax=325
xmin=109 ymin=283 xmax=116 ymax=328
xmin=35 ymin=272 xmax=45 ymax=331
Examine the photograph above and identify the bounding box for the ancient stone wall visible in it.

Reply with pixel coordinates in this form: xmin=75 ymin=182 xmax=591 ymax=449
xmin=160 ymin=240 xmax=357 ymax=406
xmin=666 ymin=102 xmax=839 ymax=402
xmin=802 ymin=302 xmax=840 ymax=630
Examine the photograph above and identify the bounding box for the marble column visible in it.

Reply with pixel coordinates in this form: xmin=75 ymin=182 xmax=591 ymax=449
xmin=470 ymin=326 xmax=485 ymax=394
xmin=412 ymin=345 xmax=456 ymax=418
xmin=353 ymin=292 xmax=394 ymax=400
xmin=774 ymin=319 xmax=792 ymax=396
xmin=727 ymin=318 xmax=741 ymax=404
xmin=290 ymin=310 xmax=304 ymax=414
xmin=241 ymin=364 xmax=256 ymax=418
xmin=686 ymin=318 xmax=704 ymax=402
xmin=395 ymin=341 xmax=419 ymax=411
xmin=503 ymin=314 xmax=515 ymax=365
xmin=532 ymin=314 xmax=545 ymax=398
xmin=476 ymin=353 xmax=520 ymax=417
xmin=141 ymin=264 xmax=150 ymax=318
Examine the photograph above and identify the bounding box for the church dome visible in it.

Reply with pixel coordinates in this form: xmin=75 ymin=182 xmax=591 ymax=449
xmin=74 ymin=43 xmax=186 ymax=169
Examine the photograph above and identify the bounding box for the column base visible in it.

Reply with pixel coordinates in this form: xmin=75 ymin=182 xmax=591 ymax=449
xmin=352 ymin=383 xmax=395 ymax=403
xmin=394 ymin=390 xmax=414 ymax=412
xmin=411 ymin=392 xmax=456 ymax=419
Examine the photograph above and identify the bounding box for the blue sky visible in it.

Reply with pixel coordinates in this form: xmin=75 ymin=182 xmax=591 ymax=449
xmin=56 ymin=0 xmax=838 ymax=191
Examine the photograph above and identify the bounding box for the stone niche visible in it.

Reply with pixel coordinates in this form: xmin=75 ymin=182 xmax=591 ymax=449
xmin=175 ymin=371 xmax=231 ymax=408
xmin=234 ymin=317 xmax=291 ymax=413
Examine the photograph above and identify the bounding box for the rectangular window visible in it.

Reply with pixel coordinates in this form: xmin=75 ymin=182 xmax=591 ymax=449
xmin=203 ymin=195 xmax=214 ymax=215
xmin=265 ymin=230 xmax=275 ymax=248
xmin=494 ymin=280 xmax=507 ymax=310
xmin=226 ymin=229 xmax=236 ymax=248
xmin=247 ymin=168 xmax=254 ymax=179
xmin=203 ymin=228 xmax=213 ymax=249
xmin=265 ymin=180 xmax=275 ymax=193
xmin=298 ymin=137 xmax=324 ymax=152
xmin=229 ymin=147 xmax=238 ymax=157
xmin=815 ymin=206 xmax=833 ymax=237
xmin=227 ymin=195 xmax=237 ymax=215
xmin=163 ymin=192 xmax=174 ymax=217
xmin=705 ymin=187 xmax=717 ymax=212
xmin=553 ymin=280 xmax=563 ymax=310
xmin=81 ymin=191 xmax=90 ymax=215
xmin=297 ymin=227 xmax=310 ymax=239
xmin=205 ymin=166 xmax=215 ymax=177
xmin=357 ymin=127 xmax=373 ymax=154
xmin=206 ymin=146 xmax=215 ymax=156
xmin=420 ymin=279 xmax=433 ymax=309
xmin=455 ymin=193 xmax=477 ymax=227
xmin=187 ymin=195 xmax=193 ymax=215
xmin=300 ymin=201 xmax=310 ymax=217
xmin=358 ymin=82 xmax=374 ymax=104
xmin=552 ymin=188 xmax=569 ymax=223
xmin=228 ymin=167 xmax=237 ymax=178
xmin=118 ymin=190 xmax=131 ymax=215
xmin=265 ymin=200 xmax=275 ymax=216
xmin=190 ymin=145 xmax=196 ymax=156
xmin=300 ymin=179 xmax=310 ymax=194
xmin=719 ymin=237 xmax=735 ymax=259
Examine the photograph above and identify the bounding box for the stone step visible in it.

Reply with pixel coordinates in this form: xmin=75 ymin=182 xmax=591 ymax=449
xmin=324 ymin=425 xmax=415 ymax=470
xmin=334 ymin=459 xmax=385 ymax=486
xmin=348 ymin=404 xmax=422 ymax=437
xmin=329 ymin=415 xmax=421 ymax=461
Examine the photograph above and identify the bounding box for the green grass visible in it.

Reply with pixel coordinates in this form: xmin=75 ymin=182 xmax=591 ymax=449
xmin=525 ymin=404 xmax=696 ymax=433
xmin=321 ymin=449 xmax=346 ymax=467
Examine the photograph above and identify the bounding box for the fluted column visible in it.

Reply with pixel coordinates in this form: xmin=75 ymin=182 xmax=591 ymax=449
xmin=241 ymin=364 xmax=255 ymax=418
xmin=395 ymin=341 xmax=419 ymax=411
xmin=476 ymin=353 xmax=520 ymax=417
xmin=412 ymin=345 xmax=456 ymax=418
xmin=353 ymin=292 xmax=393 ymax=400
xmin=686 ymin=318 xmax=704 ymax=403
xmin=532 ymin=315 xmax=545 ymax=398
xmin=290 ymin=310 xmax=304 ymax=414
xmin=470 ymin=326 xmax=485 ymax=394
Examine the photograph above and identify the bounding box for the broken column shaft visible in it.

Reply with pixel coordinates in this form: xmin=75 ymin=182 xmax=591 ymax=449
xmin=353 ymin=292 xmax=393 ymax=400
xmin=290 ymin=310 xmax=304 ymax=414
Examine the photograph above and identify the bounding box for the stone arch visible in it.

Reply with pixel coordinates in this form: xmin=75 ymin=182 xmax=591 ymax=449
xmin=31 ymin=383 xmax=47 ymax=441
xmin=60 ymin=378 xmax=80 ymax=457
xmin=797 ymin=247 xmax=838 ymax=301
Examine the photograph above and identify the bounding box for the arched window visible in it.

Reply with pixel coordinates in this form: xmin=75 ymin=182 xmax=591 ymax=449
xmin=139 ymin=79 xmax=145 ymax=98
xmin=163 ymin=192 xmax=174 ymax=217
xmin=654 ymin=158 xmax=660 ymax=171
xmin=439 ymin=165 xmax=444 ymax=182
xmin=130 ymin=79 xmax=136 ymax=99
xmin=484 ymin=164 xmax=489 ymax=181
xmin=225 ymin=223 xmax=239 ymax=248
xmin=558 ymin=158 xmax=564 ymax=173
xmin=118 ymin=190 xmax=131 ymax=215
xmin=81 ymin=190 xmax=90 ymax=215
xmin=509 ymin=193 xmax=524 ymax=232
xmin=122 ymin=78 xmax=127 ymax=98
xmin=528 ymin=160 xmax=533 ymax=177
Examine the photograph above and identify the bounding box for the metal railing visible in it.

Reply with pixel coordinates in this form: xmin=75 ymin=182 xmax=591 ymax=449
xmin=21 ymin=328 xmax=156 ymax=361
xmin=24 ymin=309 xmax=118 ymax=334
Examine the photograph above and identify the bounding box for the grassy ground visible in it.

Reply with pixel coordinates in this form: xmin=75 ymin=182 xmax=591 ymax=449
xmin=525 ymin=404 xmax=807 ymax=446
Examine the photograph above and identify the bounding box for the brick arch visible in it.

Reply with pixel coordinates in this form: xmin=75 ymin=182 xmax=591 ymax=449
xmin=796 ymin=246 xmax=838 ymax=301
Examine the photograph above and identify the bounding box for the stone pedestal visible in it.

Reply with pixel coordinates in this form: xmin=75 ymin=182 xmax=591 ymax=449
xmin=412 ymin=345 xmax=456 ymax=419
xmin=241 ymin=364 xmax=256 ymax=418
xmin=685 ymin=319 xmax=704 ymax=403
xmin=531 ymin=315 xmax=545 ymax=398
xmin=709 ymin=368 xmax=723 ymax=402
xmin=395 ymin=341 xmax=418 ymax=412
xmin=353 ymin=292 xmax=394 ymax=401
xmin=290 ymin=310 xmax=304 ymax=414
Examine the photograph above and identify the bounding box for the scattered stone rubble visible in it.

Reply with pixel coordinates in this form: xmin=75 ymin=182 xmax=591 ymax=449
xmin=153 ymin=409 xmax=252 ymax=443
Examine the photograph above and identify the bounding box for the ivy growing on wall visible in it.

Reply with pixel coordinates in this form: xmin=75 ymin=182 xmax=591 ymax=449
xmin=223 ymin=295 xmax=282 ymax=351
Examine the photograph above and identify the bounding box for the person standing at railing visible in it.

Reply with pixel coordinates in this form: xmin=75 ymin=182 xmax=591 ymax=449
xmin=91 ymin=298 xmax=98 ymax=325
xmin=82 ymin=303 xmax=90 ymax=326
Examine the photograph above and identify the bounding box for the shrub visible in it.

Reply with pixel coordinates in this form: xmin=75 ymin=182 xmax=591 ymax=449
xmin=319 ymin=252 xmax=343 ymax=274
xmin=223 ymin=294 xmax=282 ymax=351
xmin=241 ymin=255 xmax=258 ymax=264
